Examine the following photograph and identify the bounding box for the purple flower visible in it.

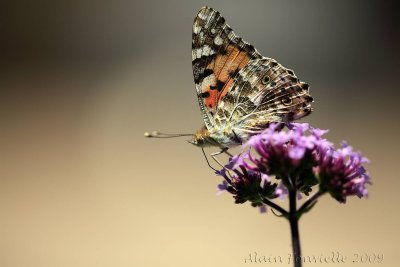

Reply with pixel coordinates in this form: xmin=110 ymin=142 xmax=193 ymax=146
xmin=215 ymin=123 xmax=372 ymax=211
xmin=310 ymin=127 xmax=329 ymax=139
xmin=259 ymin=205 xmax=268 ymax=213
xmin=275 ymin=182 xmax=302 ymax=200
xmin=275 ymin=182 xmax=289 ymax=200
xmin=216 ymin=180 xmax=229 ymax=196
xmin=317 ymin=141 xmax=371 ymax=203
xmin=245 ymin=123 xmax=328 ymax=195
xmin=215 ymin=155 xmax=278 ymax=207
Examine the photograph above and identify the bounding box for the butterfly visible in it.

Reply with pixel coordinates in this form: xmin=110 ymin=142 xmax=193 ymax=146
xmin=190 ymin=7 xmax=313 ymax=147
xmin=146 ymin=7 xmax=313 ymax=155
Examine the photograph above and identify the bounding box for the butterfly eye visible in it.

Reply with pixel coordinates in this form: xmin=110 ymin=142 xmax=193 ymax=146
xmin=281 ymin=96 xmax=292 ymax=106
xmin=261 ymin=75 xmax=270 ymax=85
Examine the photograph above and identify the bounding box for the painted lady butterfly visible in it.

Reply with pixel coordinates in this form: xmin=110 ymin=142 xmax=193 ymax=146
xmin=190 ymin=7 xmax=313 ymax=148
xmin=146 ymin=7 xmax=313 ymax=152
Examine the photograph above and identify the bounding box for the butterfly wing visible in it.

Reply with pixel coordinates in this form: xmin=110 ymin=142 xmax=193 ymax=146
xmin=216 ymin=57 xmax=313 ymax=138
xmin=192 ymin=6 xmax=262 ymax=130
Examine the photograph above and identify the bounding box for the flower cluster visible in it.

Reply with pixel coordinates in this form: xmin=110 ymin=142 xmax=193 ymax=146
xmin=317 ymin=141 xmax=371 ymax=203
xmin=216 ymin=123 xmax=371 ymax=209
xmin=216 ymin=155 xmax=277 ymax=211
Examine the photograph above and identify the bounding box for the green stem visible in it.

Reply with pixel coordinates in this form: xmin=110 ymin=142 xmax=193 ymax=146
xmin=297 ymin=190 xmax=324 ymax=218
xmin=262 ymin=198 xmax=288 ymax=217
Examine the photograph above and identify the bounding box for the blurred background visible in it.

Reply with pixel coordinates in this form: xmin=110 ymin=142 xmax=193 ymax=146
xmin=0 ymin=0 xmax=399 ymax=266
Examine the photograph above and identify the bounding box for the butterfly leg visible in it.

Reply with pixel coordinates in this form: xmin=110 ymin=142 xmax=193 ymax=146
xmin=223 ymin=149 xmax=233 ymax=157
xmin=232 ymin=130 xmax=242 ymax=146
xmin=201 ymin=147 xmax=232 ymax=171
xmin=201 ymin=147 xmax=218 ymax=172
xmin=211 ymin=147 xmax=231 ymax=168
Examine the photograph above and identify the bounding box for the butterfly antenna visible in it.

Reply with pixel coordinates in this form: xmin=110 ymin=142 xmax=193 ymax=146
xmin=144 ymin=131 xmax=193 ymax=139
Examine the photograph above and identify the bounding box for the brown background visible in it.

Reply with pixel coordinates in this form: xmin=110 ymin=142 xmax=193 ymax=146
xmin=0 ymin=0 xmax=399 ymax=266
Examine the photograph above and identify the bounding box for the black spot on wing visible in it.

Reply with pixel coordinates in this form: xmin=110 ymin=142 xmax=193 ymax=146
xmin=229 ymin=69 xmax=240 ymax=78
xmin=246 ymin=44 xmax=257 ymax=56
xmin=305 ymin=95 xmax=314 ymax=102
xmin=204 ymin=69 xmax=213 ymax=78
xmin=301 ymin=83 xmax=309 ymax=90
xmin=192 ymin=57 xmax=214 ymax=83
xmin=200 ymin=91 xmax=210 ymax=98
xmin=210 ymin=80 xmax=225 ymax=91
xmin=270 ymin=61 xmax=278 ymax=67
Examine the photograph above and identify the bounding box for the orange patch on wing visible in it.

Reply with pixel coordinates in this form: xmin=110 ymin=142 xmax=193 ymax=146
xmin=218 ymin=52 xmax=250 ymax=101
xmin=218 ymin=79 xmax=234 ymax=101
xmin=204 ymin=87 xmax=219 ymax=109
xmin=202 ymin=45 xmax=251 ymax=109
xmin=212 ymin=45 xmax=239 ymax=78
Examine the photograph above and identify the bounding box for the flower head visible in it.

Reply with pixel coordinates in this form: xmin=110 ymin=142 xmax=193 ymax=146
xmin=215 ymin=123 xmax=371 ymax=210
xmin=216 ymin=157 xmax=277 ymax=207
xmin=317 ymin=141 xmax=371 ymax=203
xmin=245 ymin=123 xmax=329 ymax=195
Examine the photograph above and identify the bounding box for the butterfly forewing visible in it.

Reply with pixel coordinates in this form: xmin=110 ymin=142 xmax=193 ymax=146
xmin=192 ymin=7 xmax=262 ymax=130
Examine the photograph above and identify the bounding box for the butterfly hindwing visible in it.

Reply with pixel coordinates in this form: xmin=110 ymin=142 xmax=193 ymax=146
xmin=192 ymin=6 xmax=262 ymax=130
xmin=216 ymin=58 xmax=313 ymax=135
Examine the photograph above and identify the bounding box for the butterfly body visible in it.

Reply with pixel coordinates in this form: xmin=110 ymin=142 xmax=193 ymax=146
xmin=189 ymin=7 xmax=313 ymax=148
xmin=191 ymin=124 xmax=241 ymax=148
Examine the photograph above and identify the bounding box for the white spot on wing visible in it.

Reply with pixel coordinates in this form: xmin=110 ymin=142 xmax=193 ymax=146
xmin=193 ymin=45 xmax=215 ymax=59
xmin=214 ymin=36 xmax=223 ymax=45
xmin=193 ymin=25 xmax=201 ymax=34
xmin=201 ymin=74 xmax=216 ymax=91
xmin=198 ymin=11 xmax=209 ymax=20
xmin=203 ymin=45 xmax=213 ymax=56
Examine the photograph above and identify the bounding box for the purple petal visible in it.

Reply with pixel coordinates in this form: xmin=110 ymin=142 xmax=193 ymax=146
xmin=289 ymin=146 xmax=306 ymax=160
xmin=292 ymin=122 xmax=310 ymax=134
xmin=310 ymin=127 xmax=329 ymax=139
xmin=216 ymin=180 xmax=229 ymax=196
xmin=276 ymin=182 xmax=288 ymax=200
xmin=259 ymin=205 xmax=267 ymax=213
xmin=261 ymin=173 xmax=270 ymax=183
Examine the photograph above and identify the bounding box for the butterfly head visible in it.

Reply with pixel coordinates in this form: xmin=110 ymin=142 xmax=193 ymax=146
xmin=189 ymin=126 xmax=218 ymax=147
